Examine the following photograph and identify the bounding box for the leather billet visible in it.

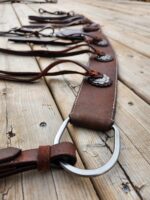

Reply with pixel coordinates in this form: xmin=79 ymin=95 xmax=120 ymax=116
xmin=0 ymin=142 xmax=76 ymax=178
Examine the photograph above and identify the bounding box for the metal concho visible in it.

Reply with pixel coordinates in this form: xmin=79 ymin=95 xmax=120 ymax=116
xmin=88 ymin=74 xmax=112 ymax=87
xmin=96 ymin=54 xmax=113 ymax=62
xmin=97 ymin=39 xmax=108 ymax=47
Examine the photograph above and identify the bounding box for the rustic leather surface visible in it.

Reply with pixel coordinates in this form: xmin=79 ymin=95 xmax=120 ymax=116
xmin=0 ymin=142 xmax=77 ymax=178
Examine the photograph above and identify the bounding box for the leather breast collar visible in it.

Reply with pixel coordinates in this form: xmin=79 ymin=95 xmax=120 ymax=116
xmin=0 ymin=8 xmax=120 ymax=178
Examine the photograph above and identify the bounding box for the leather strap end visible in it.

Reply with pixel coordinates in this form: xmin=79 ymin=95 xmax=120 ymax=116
xmin=0 ymin=147 xmax=21 ymax=163
xmin=0 ymin=142 xmax=77 ymax=178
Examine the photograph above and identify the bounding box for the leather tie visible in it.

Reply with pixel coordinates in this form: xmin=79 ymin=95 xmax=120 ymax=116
xmin=0 ymin=142 xmax=76 ymax=178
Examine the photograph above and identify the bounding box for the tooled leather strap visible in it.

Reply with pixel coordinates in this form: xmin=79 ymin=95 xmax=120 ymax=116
xmin=69 ymin=29 xmax=118 ymax=131
xmin=0 ymin=142 xmax=76 ymax=178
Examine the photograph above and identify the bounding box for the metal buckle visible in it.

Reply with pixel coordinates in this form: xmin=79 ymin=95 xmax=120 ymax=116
xmin=54 ymin=117 xmax=120 ymax=177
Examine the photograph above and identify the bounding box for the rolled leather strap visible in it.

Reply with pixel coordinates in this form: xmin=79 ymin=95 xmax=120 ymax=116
xmin=0 ymin=142 xmax=76 ymax=178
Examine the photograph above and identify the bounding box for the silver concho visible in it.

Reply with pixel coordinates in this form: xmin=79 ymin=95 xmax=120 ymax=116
xmin=96 ymin=54 xmax=113 ymax=62
xmin=87 ymin=74 xmax=112 ymax=87
xmin=97 ymin=39 xmax=108 ymax=47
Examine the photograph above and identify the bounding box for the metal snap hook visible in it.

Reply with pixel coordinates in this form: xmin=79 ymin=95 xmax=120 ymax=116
xmin=54 ymin=117 xmax=120 ymax=177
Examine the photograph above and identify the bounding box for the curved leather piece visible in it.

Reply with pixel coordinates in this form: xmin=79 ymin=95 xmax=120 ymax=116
xmin=70 ymin=30 xmax=118 ymax=131
xmin=0 ymin=142 xmax=77 ymax=178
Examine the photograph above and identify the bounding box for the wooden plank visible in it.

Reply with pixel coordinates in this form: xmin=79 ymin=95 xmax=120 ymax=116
xmin=0 ymin=4 xmax=99 ymax=200
xmin=13 ymin=3 xmax=150 ymax=199
xmin=110 ymin=39 xmax=150 ymax=103
xmin=57 ymin=0 xmax=150 ymax=57
xmin=49 ymin=1 xmax=149 ymax=56
xmin=79 ymin=0 xmax=150 ymax=38
xmin=108 ymin=0 xmax=150 ymax=7
xmin=82 ymin=0 xmax=150 ymax=16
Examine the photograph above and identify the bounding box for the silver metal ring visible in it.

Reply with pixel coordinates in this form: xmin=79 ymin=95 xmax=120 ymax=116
xmin=54 ymin=117 xmax=120 ymax=177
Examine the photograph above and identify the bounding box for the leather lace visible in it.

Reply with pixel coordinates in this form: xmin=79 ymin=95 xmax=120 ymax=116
xmin=0 ymin=59 xmax=102 ymax=82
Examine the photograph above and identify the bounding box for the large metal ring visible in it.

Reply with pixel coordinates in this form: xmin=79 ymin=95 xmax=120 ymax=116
xmin=54 ymin=117 xmax=120 ymax=177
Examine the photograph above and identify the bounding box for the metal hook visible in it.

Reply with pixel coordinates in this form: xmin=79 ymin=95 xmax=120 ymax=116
xmin=54 ymin=117 xmax=120 ymax=177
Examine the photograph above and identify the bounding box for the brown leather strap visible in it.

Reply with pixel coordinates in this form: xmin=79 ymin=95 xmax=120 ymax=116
xmin=0 ymin=43 xmax=102 ymax=58
xmin=70 ymin=30 xmax=118 ymax=131
xmin=0 ymin=142 xmax=76 ymax=178
xmin=7 ymin=24 xmax=101 ymax=46
xmin=29 ymin=15 xmax=83 ymax=23
xmin=28 ymin=15 xmax=90 ymax=24
xmin=29 ymin=18 xmax=91 ymax=28
xmin=0 ymin=26 xmax=54 ymax=38
xmin=8 ymin=37 xmax=82 ymax=46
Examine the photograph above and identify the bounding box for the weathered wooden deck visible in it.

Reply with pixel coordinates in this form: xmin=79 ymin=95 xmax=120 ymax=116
xmin=0 ymin=0 xmax=150 ymax=199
